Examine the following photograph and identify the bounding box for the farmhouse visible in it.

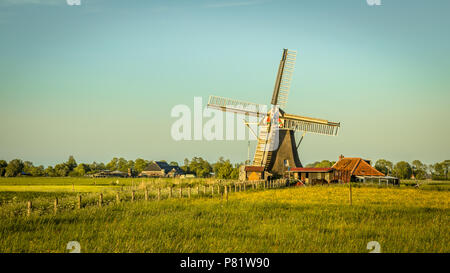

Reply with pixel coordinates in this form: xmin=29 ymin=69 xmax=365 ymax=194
xmin=287 ymin=155 xmax=399 ymax=185
xmin=139 ymin=161 xmax=185 ymax=178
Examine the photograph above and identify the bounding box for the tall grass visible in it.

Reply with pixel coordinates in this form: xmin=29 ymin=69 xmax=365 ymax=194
xmin=0 ymin=183 xmax=448 ymax=253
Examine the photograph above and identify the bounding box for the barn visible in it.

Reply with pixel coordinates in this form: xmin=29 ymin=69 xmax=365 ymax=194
xmin=287 ymin=155 xmax=399 ymax=185
xmin=139 ymin=161 xmax=185 ymax=178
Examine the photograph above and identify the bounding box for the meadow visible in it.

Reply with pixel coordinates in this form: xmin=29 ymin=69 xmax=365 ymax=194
xmin=0 ymin=177 xmax=448 ymax=253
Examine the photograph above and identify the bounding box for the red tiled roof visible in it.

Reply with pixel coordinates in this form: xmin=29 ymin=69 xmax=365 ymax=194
xmin=244 ymin=166 xmax=264 ymax=172
xmin=332 ymin=157 xmax=384 ymax=176
xmin=289 ymin=167 xmax=332 ymax=173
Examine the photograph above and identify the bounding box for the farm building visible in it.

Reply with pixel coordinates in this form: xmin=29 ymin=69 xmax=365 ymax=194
xmin=287 ymin=167 xmax=333 ymax=184
xmin=285 ymin=155 xmax=399 ymax=185
xmin=239 ymin=165 xmax=271 ymax=181
xmin=139 ymin=161 xmax=185 ymax=178
xmin=332 ymin=155 xmax=399 ymax=185
xmin=92 ymin=170 xmax=128 ymax=178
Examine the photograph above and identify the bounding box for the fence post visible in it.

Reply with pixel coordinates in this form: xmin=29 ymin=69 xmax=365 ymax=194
xmin=158 ymin=188 xmax=161 ymax=201
xmin=197 ymin=185 xmax=200 ymax=195
xmin=27 ymin=201 xmax=32 ymax=217
xmin=180 ymin=187 xmax=183 ymax=198
xmin=116 ymin=192 xmax=120 ymax=203
xmin=131 ymin=190 xmax=135 ymax=202
xmin=225 ymin=185 xmax=228 ymax=202
xmin=145 ymin=187 xmax=149 ymax=201
xmin=77 ymin=195 xmax=82 ymax=209
xmin=188 ymin=187 xmax=191 ymax=198
xmin=169 ymin=187 xmax=172 ymax=199
xmin=99 ymin=193 xmax=103 ymax=207
xmin=349 ymin=182 xmax=352 ymax=206
xmin=54 ymin=198 xmax=58 ymax=215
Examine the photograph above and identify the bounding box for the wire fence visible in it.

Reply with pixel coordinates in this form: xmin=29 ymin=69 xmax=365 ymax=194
xmin=0 ymin=179 xmax=290 ymax=218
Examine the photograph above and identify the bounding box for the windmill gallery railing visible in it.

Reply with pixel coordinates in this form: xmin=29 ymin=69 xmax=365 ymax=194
xmin=0 ymin=179 xmax=289 ymax=218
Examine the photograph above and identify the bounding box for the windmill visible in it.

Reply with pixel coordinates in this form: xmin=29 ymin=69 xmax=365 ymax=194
xmin=207 ymin=49 xmax=340 ymax=177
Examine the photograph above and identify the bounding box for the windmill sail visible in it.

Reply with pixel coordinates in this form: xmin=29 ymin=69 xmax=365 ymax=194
xmin=271 ymin=49 xmax=297 ymax=108
xmin=282 ymin=113 xmax=340 ymax=136
xmin=207 ymin=95 xmax=267 ymax=117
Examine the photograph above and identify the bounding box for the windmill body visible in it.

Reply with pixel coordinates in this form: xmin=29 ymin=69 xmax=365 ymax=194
xmin=208 ymin=49 xmax=340 ymax=178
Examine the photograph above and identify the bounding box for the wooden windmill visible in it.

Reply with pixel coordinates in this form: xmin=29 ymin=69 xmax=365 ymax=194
xmin=207 ymin=49 xmax=340 ymax=177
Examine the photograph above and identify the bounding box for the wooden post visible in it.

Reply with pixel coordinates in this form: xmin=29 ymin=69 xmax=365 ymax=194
xmin=169 ymin=187 xmax=172 ymax=199
xmin=225 ymin=185 xmax=228 ymax=202
xmin=27 ymin=201 xmax=32 ymax=217
xmin=188 ymin=187 xmax=191 ymax=198
xmin=131 ymin=191 xmax=135 ymax=202
xmin=99 ymin=193 xmax=103 ymax=207
xmin=116 ymin=192 xmax=120 ymax=203
xmin=145 ymin=187 xmax=149 ymax=201
xmin=54 ymin=198 xmax=58 ymax=214
xmin=349 ymin=182 xmax=352 ymax=206
xmin=197 ymin=185 xmax=200 ymax=195
xmin=72 ymin=183 xmax=75 ymax=192
xmin=158 ymin=188 xmax=161 ymax=201
xmin=234 ymin=184 xmax=237 ymax=193
xmin=77 ymin=195 xmax=82 ymax=209
xmin=179 ymin=187 xmax=183 ymax=198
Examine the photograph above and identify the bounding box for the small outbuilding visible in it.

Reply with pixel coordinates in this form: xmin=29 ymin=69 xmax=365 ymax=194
xmin=139 ymin=161 xmax=185 ymax=178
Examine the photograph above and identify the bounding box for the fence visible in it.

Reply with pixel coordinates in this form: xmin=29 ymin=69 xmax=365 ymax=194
xmin=5 ymin=179 xmax=289 ymax=218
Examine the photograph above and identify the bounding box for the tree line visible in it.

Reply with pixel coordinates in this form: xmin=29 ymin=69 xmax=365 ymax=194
xmin=0 ymin=156 xmax=242 ymax=179
xmin=306 ymin=159 xmax=450 ymax=180
xmin=1 ymin=156 xmax=448 ymax=180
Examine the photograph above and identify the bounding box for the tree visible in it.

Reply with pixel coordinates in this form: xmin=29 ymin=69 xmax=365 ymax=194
xmin=0 ymin=160 xmax=8 ymax=176
xmin=188 ymin=157 xmax=212 ymax=178
xmin=411 ymin=160 xmax=427 ymax=180
xmin=106 ymin=157 xmax=119 ymax=171
xmin=375 ymin=159 xmax=393 ymax=175
xmin=117 ymin=158 xmax=129 ymax=172
xmin=54 ymin=163 xmax=70 ymax=177
xmin=5 ymin=159 xmax=24 ymax=177
xmin=442 ymin=160 xmax=450 ymax=180
xmin=23 ymin=161 xmax=34 ymax=175
xmin=393 ymin=161 xmax=412 ymax=179
xmin=73 ymin=164 xmax=90 ymax=176
xmin=169 ymin=161 xmax=179 ymax=166
xmin=45 ymin=166 xmax=57 ymax=177
xmin=315 ymin=160 xmax=333 ymax=168
xmin=433 ymin=162 xmax=445 ymax=179
xmin=66 ymin=156 xmax=77 ymax=171
xmin=134 ymin=158 xmax=148 ymax=174
xmin=230 ymin=164 xmax=240 ymax=180
xmin=30 ymin=165 xmax=45 ymax=176
xmin=89 ymin=161 xmax=106 ymax=173
xmin=214 ymin=158 xmax=233 ymax=179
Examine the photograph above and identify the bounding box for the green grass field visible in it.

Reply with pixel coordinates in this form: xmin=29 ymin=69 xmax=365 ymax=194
xmin=0 ymin=177 xmax=448 ymax=253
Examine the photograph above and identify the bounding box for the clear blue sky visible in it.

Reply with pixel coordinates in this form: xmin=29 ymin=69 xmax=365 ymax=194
xmin=0 ymin=0 xmax=449 ymax=167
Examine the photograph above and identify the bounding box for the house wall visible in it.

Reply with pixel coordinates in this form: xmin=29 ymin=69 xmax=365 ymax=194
xmin=247 ymin=171 xmax=262 ymax=181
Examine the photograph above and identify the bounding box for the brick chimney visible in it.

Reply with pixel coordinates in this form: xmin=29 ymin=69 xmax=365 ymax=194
xmin=338 ymin=154 xmax=344 ymax=161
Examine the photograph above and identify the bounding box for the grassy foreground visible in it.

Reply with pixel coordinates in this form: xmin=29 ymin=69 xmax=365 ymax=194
xmin=0 ymin=185 xmax=448 ymax=253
